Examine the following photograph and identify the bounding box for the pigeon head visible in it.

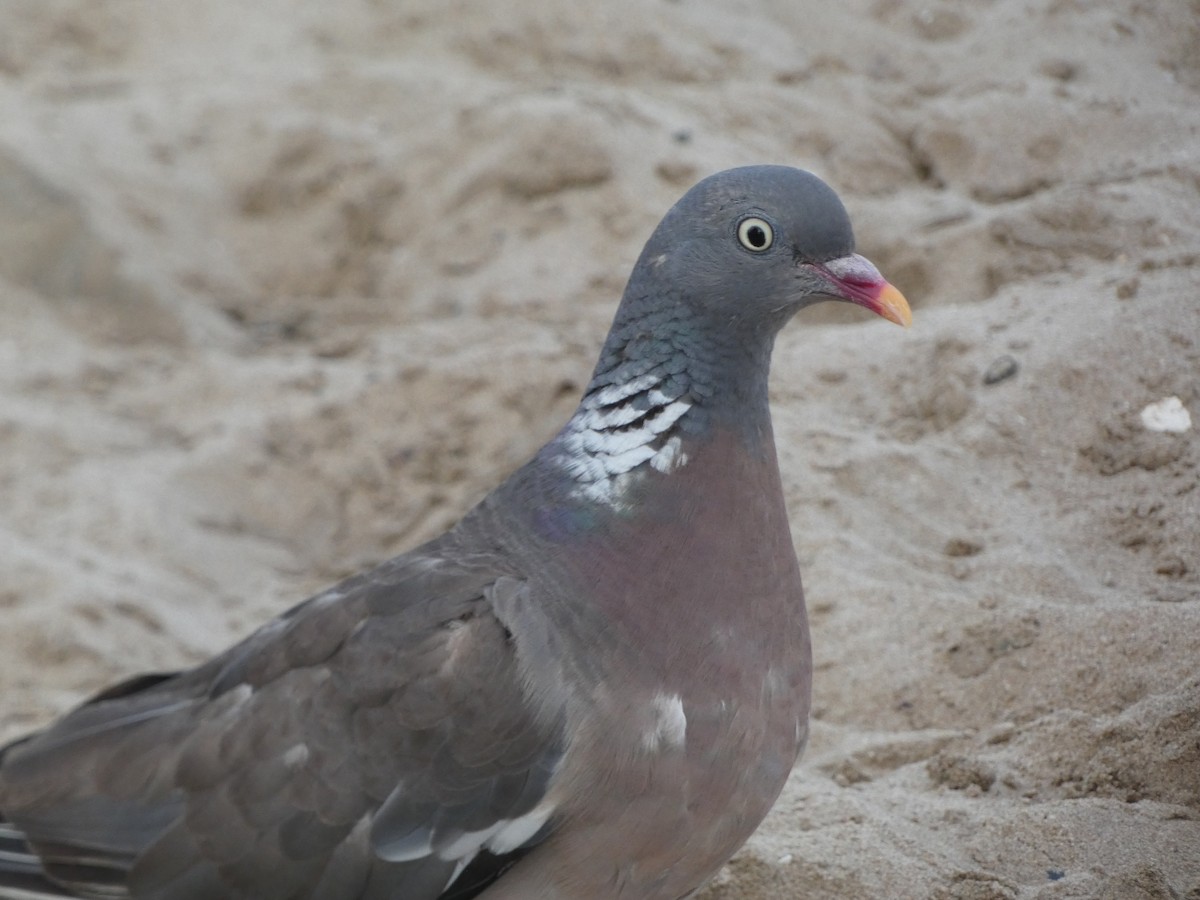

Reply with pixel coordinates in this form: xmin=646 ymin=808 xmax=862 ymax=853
xmin=544 ymin=167 xmax=911 ymax=504
xmin=624 ymin=165 xmax=911 ymax=336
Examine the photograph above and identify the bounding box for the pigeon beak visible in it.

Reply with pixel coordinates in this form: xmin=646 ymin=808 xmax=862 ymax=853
xmin=861 ymin=281 xmax=913 ymax=328
xmin=814 ymin=254 xmax=913 ymax=327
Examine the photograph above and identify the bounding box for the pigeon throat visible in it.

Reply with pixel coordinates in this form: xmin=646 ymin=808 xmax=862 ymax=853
xmin=547 ymin=321 xmax=773 ymax=510
xmin=550 ymin=373 xmax=695 ymax=507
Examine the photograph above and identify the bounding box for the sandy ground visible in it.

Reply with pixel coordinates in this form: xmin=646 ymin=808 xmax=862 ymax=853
xmin=1 ymin=1 xmax=1198 ymax=897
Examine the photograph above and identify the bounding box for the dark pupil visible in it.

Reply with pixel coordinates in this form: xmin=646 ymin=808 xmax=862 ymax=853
xmin=746 ymin=225 xmax=766 ymax=247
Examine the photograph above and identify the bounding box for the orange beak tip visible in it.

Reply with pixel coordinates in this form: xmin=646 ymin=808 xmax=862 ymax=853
xmin=876 ymin=282 xmax=913 ymax=328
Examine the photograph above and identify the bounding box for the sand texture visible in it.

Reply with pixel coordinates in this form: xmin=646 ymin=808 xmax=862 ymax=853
xmin=1 ymin=1 xmax=1198 ymax=897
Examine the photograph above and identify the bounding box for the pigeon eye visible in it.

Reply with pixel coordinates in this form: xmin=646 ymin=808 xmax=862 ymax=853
xmin=737 ymin=217 xmax=773 ymax=252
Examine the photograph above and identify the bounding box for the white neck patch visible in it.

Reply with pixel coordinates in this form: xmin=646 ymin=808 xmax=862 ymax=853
xmin=552 ymin=368 xmax=694 ymax=508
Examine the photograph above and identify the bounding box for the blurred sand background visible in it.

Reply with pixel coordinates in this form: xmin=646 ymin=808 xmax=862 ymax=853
xmin=0 ymin=1 xmax=1198 ymax=897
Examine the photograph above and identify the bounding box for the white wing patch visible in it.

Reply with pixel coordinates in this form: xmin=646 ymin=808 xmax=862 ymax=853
xmin=434 ymin=804 xmax=554 ymax=861
xmin=485 ymin=803 xmax=556 ymax=854
xmin=378 ymin=803 xmax=556 ymax=867
xmin=282 ymin=743 xmax=309 ymax=770
xmin=642 ymin=692 xmax=688 ymax=752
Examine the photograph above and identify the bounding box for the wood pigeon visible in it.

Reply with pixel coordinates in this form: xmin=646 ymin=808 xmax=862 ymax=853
xmin=0 ymin=165 xmax=911 ymax=899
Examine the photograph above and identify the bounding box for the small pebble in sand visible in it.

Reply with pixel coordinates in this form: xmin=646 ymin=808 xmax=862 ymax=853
xmin=1039 ymin=58 xmax=1079 ymax=81
xmin=1115 ymin=276 xmax=1139 ymax=299
xmin=1139 ymin=396 xmax=1191 ymax=433
xmin=944 ymin=537 xmax=984 ymax=557
xmin=655 ymin=159 xmax=697 ymax=185
xmin=983 ymin=355 xmax=1019 ymax=385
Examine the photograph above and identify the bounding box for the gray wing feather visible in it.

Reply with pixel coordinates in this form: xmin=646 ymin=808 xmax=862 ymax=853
xmin=0 ymin=543 xmax=565 ymax=900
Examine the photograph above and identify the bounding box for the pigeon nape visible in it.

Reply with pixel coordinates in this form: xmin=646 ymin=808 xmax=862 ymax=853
xmin=0 ymin=165 xmax=910 ymax=900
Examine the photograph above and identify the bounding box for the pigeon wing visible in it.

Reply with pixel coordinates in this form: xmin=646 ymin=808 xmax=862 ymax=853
xmin=0 ymin=550 xmax=564 ymax=900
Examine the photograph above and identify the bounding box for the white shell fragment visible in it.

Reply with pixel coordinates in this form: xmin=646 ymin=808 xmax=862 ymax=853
xmin=1139 ymin=396 xmax=1192 ymax=433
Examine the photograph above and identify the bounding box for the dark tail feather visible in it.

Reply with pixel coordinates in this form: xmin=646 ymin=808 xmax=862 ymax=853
xmin=0 ymin=821 xmax=73 ymax=898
